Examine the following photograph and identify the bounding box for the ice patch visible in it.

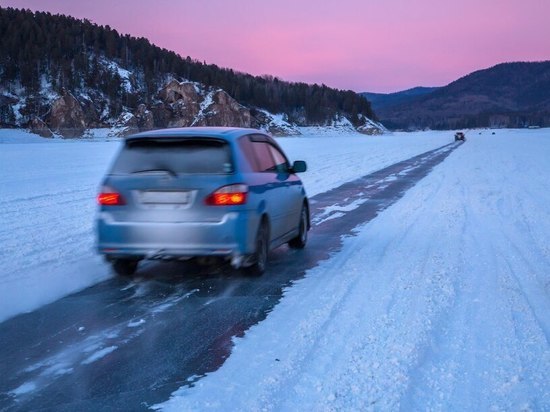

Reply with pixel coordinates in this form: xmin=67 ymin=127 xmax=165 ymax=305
xmin=128 ymin=319 xmax=146 ymax=328
xmin=10 ymin=381 xmax=37 ymax=397
xmin=315 ymin=211 xmax=346 ymax=225
xmin=81 ymin=346 xmax=118 ymax=365
xmin=313 ymin=197 xmax=369 ymax=225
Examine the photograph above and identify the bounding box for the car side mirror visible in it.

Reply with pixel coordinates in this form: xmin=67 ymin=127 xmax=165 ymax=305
xmin=291 ymin=160 xmax=307 ymax=173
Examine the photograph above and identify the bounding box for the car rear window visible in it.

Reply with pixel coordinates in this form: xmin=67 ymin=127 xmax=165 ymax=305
xmin=110 ymin=138 xmax=233 ymax=174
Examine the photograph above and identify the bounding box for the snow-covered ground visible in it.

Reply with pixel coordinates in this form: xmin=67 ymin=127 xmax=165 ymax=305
xmin=0 ymin=128 xmax=448 ymax=323
xmin=157 ymin=129 xmax=550 ymax=411
xmin=1 ymin=128 xmax=548 ymax=410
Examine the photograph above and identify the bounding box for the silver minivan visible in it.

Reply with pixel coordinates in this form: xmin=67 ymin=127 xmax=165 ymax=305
xmin=96 ymin=127 xmax=309 ymax=276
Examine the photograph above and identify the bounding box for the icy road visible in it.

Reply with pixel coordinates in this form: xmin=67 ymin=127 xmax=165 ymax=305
xmin=0 ymin=129 xmax=548 ymax=411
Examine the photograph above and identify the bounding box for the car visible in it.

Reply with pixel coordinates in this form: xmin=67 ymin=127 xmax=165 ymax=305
xmin=96 ymin=127 xmax=310 ymax=277
xmin=454 ymin=131 xmax=466 ymax=141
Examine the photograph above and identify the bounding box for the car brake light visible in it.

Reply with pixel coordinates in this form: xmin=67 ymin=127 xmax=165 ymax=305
xmin=97 ymin=188 xmax=126 ymax=206
xmin=206 ymin=184 xmax=248 ymax=206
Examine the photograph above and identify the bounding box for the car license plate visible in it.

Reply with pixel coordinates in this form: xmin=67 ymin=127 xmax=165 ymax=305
xmin=139 ymin=190 xmax=190 ymax=204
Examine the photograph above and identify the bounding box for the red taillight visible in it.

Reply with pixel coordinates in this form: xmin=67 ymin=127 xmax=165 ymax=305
xmin=206 ymin=184 xmax=248 ymax=206
xmin=97 ymin=191 xmax=126 ymax=206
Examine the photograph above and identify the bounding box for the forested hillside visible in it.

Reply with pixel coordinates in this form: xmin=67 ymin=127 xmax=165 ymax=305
xmin=0 ymin=7 xmax=378 ymax=136
xmin=373 ymin=62 xmax=550 ymax=130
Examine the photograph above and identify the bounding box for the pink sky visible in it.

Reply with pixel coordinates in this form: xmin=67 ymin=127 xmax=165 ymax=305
xmin=3 ymin=0 xmax=550 ymax=92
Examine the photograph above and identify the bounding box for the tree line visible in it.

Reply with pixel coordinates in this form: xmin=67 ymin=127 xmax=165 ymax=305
xmin=0 ymin=7 xmax=376 ymax=125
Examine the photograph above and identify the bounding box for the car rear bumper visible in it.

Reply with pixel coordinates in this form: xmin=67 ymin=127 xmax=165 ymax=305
xmin=96 ymin=211 xmax=255 ymax=259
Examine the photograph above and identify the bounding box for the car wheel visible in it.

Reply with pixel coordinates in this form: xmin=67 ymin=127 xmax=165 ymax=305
xmin=244 ymin=220 xmax=269 ymax=277
xmin=112 ymin=259 xmax=139 ymax=277
xmin=289 ymin=205 xmax=308 ymax=249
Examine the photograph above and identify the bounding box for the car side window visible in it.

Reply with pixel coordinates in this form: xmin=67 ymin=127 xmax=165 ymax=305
xmin=268 ymin=145 xmax=289 ymax=173
xmin=238 ymin=135 xmax=259 ymax=171
xmin=251 ymin=141 xmax=277 ymax=172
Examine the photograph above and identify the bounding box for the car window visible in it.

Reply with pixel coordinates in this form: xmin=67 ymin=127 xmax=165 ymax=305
xmin=268 ymin=145 xmax=289 ymax=173
xmin=251 ymin=141 xmax=277 ymax=172
xmin=111 ymin=138 xmax=233 ymax=174
xmin=238 ymin=135 xmax=260 ymax=171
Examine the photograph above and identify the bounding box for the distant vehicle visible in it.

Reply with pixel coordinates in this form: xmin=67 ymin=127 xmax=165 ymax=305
xmin=96 ymin=127 xmax=310 ymax=277
xmin=454 ymin=132 xmax=466 ymax=141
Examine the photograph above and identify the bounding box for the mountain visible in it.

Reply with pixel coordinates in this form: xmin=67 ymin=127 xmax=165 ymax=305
xmin=361 ymin=87 xmax=439 ymax=111
xmin=373 ymin=62 xmax=550 ymax=130
xmin=0 ymin=7 xmax=381 ymax=137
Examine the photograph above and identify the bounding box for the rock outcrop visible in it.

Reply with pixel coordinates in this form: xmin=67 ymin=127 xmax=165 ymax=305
xmin=46 ymin=91 xmax=86 ymax=137
xmin=109 ymin=112 xmax=139 ymax=137
xmin=29 ymin=116 xmax=53 ymax=138
xmin=356 ymin=116 xmax=386 ymax=135
xmin=79 ymin=95 xmax=101 ymax=128
xmin=134 ymin=104 xmax=154 ymax=131
xmin=156 ymin=80 xmax=201 ymax=127
xmin=10 ymin=78 xmax=383 ymax=138
xmin=154 ymin=81 xmax=252 ymax=129
xmin=193 ymin=90 xmax=251 ymax=128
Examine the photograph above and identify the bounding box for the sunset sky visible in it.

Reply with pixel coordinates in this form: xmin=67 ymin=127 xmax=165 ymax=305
xmin=3 ymin=0 xmax=550 ymax=92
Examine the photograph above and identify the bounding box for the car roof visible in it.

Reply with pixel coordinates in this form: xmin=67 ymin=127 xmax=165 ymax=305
xmin=126 ymin=127 xmax=268 ymax=141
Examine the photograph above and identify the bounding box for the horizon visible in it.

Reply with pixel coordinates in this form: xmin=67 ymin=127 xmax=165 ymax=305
xmin=2 ymin=0 xmax=550 ymax=93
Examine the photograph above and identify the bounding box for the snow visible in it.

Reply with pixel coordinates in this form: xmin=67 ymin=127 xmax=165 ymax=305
xmin=156 ymin=129 xmax=550 ymax=411
xmin=101 ymin=58 xmax=134 ymax=93
xmin=11 ymin=98 xmax=25 ymax=124
xmin=0 ymin=134 xmax=120 ymax=322
xmin=0 ymin=129 xmax=53 ymax=144
xmin=265 ymin=112 xmax=289 ymax=127
xmin=357 ymin=114 xmax=388 ymax=134
xmin=257 ymin=109 xmax=298 ymax=135
xmin=191 ymin=90 xmax=216 ymax=126
xmin=330 ymin=115 xmax=354 ymax=127
xmin=81 ymin=346 xmax=118 ymax=365
xmin=1 ymin=128 xmax=548 ymax=410
xmin=39 ymin=75 xmax=60 ymax=102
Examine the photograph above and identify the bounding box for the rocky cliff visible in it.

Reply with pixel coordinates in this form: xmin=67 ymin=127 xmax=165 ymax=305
xmin=47 ymin=91 xmax=87 ymax=137
xmin=105 ymin=79 xmax=301 ymax=137
xmin=2 ymin=77 xmax=383 ymax=137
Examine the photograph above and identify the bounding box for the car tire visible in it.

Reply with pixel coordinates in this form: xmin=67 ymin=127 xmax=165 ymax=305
xmin=244 ymin=220 xmax=269 ymax=277
xmin=112 ymin=259 xmax=139 ymax=277
xmin=288 ymin=205 xmax=308 ymax=249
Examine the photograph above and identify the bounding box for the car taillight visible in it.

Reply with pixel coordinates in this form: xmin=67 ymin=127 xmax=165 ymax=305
xmin=206 ymin=184 xmax=248 ymax=206
xmin=97 ymin=188 xmax=126 ymax=206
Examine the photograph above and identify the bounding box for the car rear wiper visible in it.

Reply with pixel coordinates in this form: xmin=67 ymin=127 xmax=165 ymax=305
xmin=132 ymin=168 xmax=178 ymax=177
